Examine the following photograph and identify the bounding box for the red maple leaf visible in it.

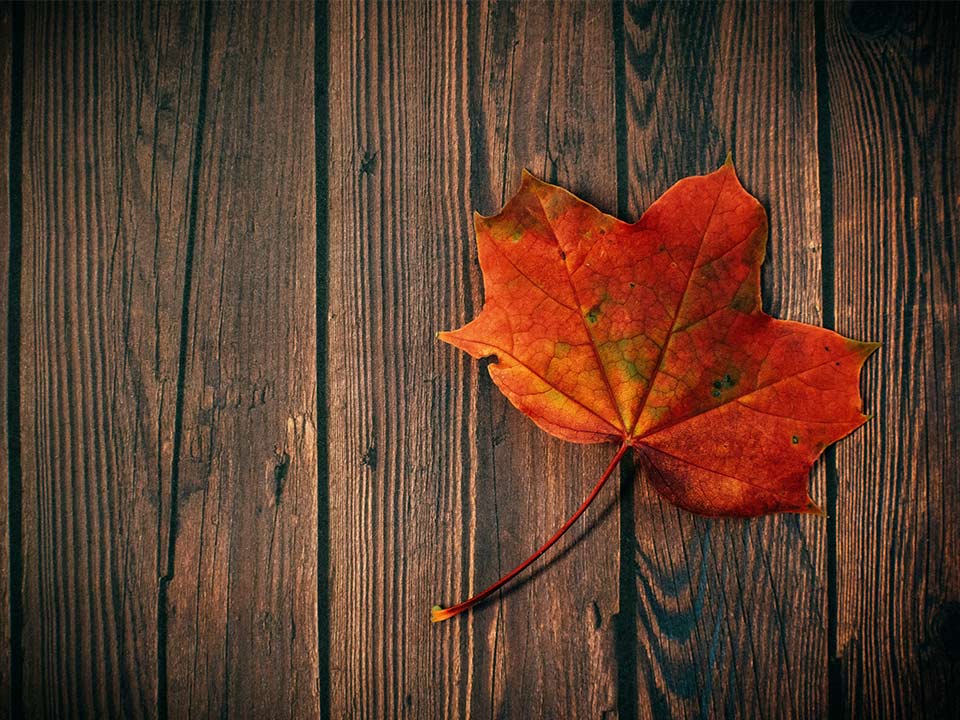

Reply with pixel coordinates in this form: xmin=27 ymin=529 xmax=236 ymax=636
xmin=433 ymin=160 xmax=876 ymax=622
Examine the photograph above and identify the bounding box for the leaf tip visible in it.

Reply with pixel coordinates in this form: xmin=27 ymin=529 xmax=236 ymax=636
xmin=520 ymin=168 xmax=549 ymax=191
xmin=723 ymin=150 xmax=734 ymax=168
xmin=804 ymin=498 xmax=827 ymax=517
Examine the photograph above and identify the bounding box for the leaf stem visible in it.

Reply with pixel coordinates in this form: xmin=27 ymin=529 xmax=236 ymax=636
xmin=432 ymin=441 xmax=631 ymax=623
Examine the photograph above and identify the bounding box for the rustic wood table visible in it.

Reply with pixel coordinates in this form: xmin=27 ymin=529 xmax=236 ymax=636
xmin=1 ymin=2 xmax=957 ymax=718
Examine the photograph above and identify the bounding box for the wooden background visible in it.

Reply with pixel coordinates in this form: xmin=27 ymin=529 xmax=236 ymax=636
xmin=1 ymin=1 xmax=958 ymax=718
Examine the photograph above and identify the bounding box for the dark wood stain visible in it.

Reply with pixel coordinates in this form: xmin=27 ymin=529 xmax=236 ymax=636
xmin=326 ymin=2 xmax=479 ymax=716
xmin=622 ymin=3 xmax=828 ymax=717
xmin=163 ymin=3 xmax=319 ymax=718
xmin=1 ymin=4 xmax=20 ymax=716
xmin=825 ymin=3 xmax=960 ymax=717
xmin=0 ymin=1 xmax=956 ymax=717
xmin=466 ymin=3 xmax=620 ymax=717
xmin=18 ymin=4 xmax=205 ymax=716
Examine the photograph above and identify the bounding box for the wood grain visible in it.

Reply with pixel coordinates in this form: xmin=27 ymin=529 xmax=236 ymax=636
xmin=621 ymin=2 xmax=827 ymax=716
xmin=327 ymin=1 xmax=622 ymax=716
xmin=824 ymin=2 xmax=960 ymax=716
xmin=326 ymin=2 xmax=478 ymax=716
xmin=468 ymin=1 xmax=621 ymax=716
xmin=162 ymin=3 xmax=319 ymax=718
xmin=3 ymin=2 xmax=960 ymax=716
xmin=1 ymin=4 xmax=14 ymax=713
xmin=18 ymin=4 xmax=205 ymax=716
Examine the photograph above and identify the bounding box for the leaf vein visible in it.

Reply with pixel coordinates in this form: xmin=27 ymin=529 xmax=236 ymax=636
xmin=640 ymin=348 xmax=864 ymax=440
xmin=527 ymin=186 xmax=626 ymax=432
xmin=628 ymin=171 xmax=732 ymax=435
xmin=451 ymin=335 xmax=621 ymax=433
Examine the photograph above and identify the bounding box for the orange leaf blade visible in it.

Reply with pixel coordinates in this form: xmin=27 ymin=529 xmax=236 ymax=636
xmin=440 ymin=162 xmax=876 ymax=517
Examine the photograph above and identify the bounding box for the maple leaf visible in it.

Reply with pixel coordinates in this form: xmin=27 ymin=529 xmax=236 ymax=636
xmin=433 ymin=160 xmax=876 ymax=622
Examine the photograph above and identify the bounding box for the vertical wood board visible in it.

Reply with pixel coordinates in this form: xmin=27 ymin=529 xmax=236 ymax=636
xmin=18 ymin=4 xmax=205 ymax=717
xmin=826 ymin=2 xmax=960 ymax=716
xmin=621 ymin=2 xmax=827 ymax=716
xmin=326 ymin=1 xmax=478 ymax=716
xmin=466 ymin=1 xmax=621 ymax=717
xmin=164 ymin=3 xmax=320 ymax=718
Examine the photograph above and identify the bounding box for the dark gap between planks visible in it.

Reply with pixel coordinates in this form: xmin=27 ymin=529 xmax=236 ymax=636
xmin=6 ymin=4 xmax=25 ymax=718
xmin=315 ymin=0 xmax=333 ymax=715
xmin=813 ymin=4 xmax=842 ymax=718
xmin=612 ymin=1 xmax=639 ymax=718
xmin=155 ymin=4 xmax=214 ymax=718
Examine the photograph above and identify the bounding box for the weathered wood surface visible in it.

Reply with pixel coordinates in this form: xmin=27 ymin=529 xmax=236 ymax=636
xmin=467 ymin=3 xmax=621 ymax=717
xmin=163 ymin=3 xmax=319 ymax=719
xmin=1 ymin=1 xmax=958 ymax=718
xmin=620 ymin=3 xmax=827 ymax=718
xmin=824 ymin=2 xmax=960 ymax=717
xmin=12 ymin=3 xmax=317 ymax=718
xmin=18 ymin=4 xmax=203 ymax=716
xmin=325 ymin=3 xmax=478 ymax=716
xmin=328 ymin=1 xmax=621 ymax=716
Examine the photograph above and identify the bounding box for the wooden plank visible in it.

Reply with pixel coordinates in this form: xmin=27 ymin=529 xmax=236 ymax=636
xmin=824 ymin=3 xmax=960 ymax=716
xmin=467 ymin=1 xmax=621 ymax=716
xmin=163 ymin=3 xmax=319 ymax=718
xmin=1 ymin=4 xmax=14 ymax=714
xmin=621 ymin=2 xmax=827 ymax=716
xmin=327 ymin=1 xmax=620 ymax=716
xmin=325 ymin=2 xmax=478 ymax=716
xmin=18 ymin=4 xmax=205 ymax=717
